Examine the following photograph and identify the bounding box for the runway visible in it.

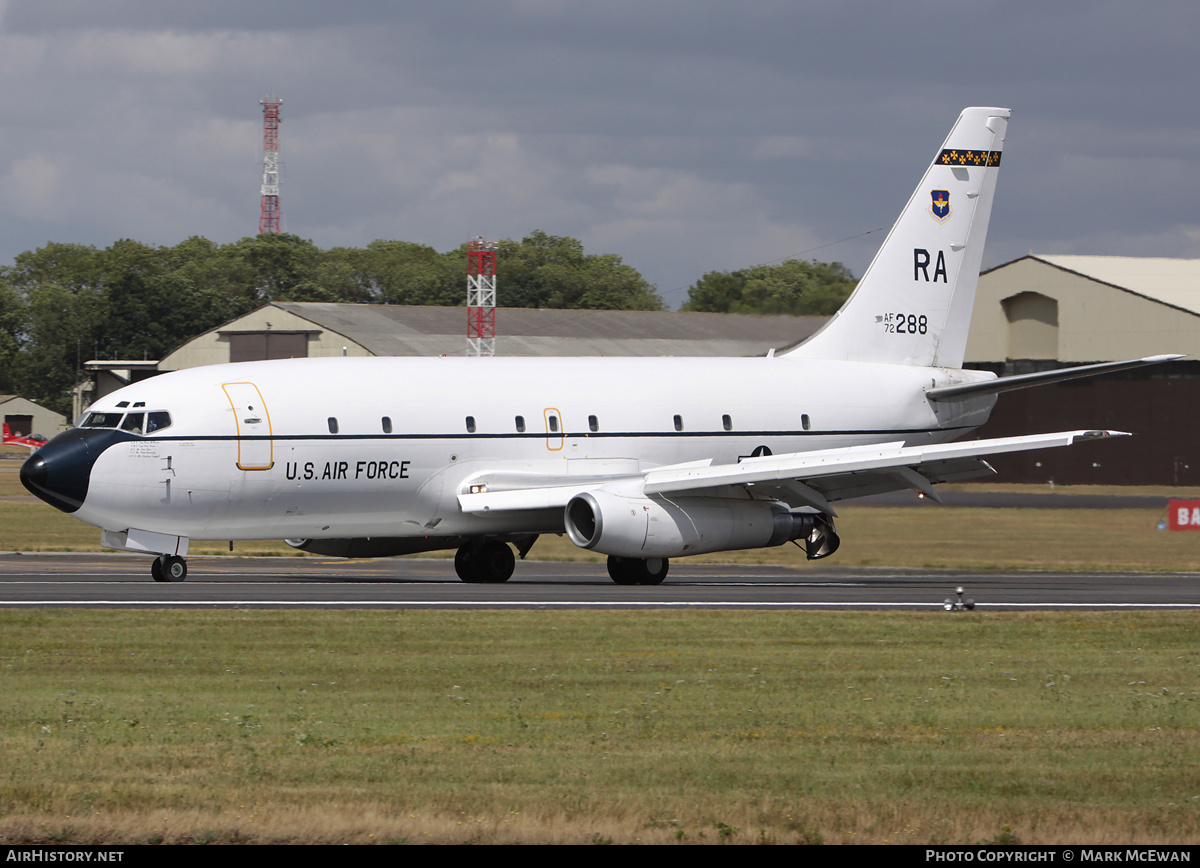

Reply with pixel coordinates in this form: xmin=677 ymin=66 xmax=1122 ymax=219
xmin=1 ymin=552 xmax=1197 ymax=610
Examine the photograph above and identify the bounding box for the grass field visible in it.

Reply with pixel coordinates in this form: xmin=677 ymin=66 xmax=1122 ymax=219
xmin=2 ymin=609 xmax=1199 ymax=845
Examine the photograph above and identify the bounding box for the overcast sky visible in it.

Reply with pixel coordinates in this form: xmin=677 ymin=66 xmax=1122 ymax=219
xmin=1 ymin=0 xmax=1197 ymax=307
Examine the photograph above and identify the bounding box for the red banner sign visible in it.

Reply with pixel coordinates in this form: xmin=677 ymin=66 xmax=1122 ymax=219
xmin=1168 ymin=499 xmax=1200 ymax=530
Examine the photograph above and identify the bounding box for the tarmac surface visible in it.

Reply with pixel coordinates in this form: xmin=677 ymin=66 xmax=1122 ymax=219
xmin=1 ymin=552 xmax=1197 ymax=611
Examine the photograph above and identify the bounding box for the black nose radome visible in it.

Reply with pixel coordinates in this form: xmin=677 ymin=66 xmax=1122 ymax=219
xmin=20 ymin=453 xmax=47 ymax=491
xmin=20 ymin=428 xmax=129 ymax=514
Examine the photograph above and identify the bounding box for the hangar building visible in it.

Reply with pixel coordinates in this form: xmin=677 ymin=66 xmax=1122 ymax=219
xmin=158 ymin=303 xmax=823 ymax=367
xmin=0 ymin=396 xmax=66 ymax=450
xmin=965 ymin=255 xmax=1200 ymax=485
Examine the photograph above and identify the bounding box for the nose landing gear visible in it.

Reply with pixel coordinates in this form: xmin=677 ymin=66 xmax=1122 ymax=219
xmin=151 ymin=554 xmax=188 ymax=582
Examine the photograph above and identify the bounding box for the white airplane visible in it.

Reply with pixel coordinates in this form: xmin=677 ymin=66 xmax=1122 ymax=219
xmin=20 ymin=107 xmax=1179 ymax=584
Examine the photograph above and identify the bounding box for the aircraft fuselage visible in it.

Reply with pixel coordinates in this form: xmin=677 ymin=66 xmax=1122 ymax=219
xmin=28 ymin=353 xmax=994 ymax=543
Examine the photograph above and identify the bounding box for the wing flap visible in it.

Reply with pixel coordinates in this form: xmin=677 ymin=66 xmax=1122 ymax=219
xmin=753 ymin=456 xmax=996 ymax=508
xmin=643 ymin=430 xmax=1123 ymax=496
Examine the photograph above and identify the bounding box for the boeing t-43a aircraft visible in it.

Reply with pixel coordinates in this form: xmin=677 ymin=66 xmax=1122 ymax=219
xmin=21 ymin=107 xmax=1178 ymax=583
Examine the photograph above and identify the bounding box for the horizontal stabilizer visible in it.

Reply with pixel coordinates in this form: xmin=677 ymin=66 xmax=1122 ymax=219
xmin=926 ymin=355 xmax=1184 ymax=401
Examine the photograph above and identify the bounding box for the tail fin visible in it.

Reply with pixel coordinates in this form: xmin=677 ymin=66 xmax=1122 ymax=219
xmin=785 ymin=107 xmax=1009 ymax=368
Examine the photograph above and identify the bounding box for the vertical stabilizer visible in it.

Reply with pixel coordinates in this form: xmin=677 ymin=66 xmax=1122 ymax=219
xmin=785 ymin=107 xmax=1009 ymax=368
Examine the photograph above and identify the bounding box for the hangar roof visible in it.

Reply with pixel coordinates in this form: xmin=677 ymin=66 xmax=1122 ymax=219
xmin=1008 ymin=255 xmax=1200 ymax=315
xmin=271 ymin=303 xmax=824 ymax=357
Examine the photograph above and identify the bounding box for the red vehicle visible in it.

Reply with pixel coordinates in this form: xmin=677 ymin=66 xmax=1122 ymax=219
xmin=3 ymin=423 xmax=46 ymax=451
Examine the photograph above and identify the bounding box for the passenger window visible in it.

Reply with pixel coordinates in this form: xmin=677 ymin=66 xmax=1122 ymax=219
xmin=673 ymin=414 xmax=683 ymax=432
xmin=328 ymin=417 xmax=339 ymax=434
xmin=802 ymin=414 xmax=811 ymax=431
xmin=515 ymin=415 xmax=526 ymax=433
xmin=722 ymin=414 xmax=732 ymax=431
xmin=120 ymin=413 xmax=145 ymax=434
xmin=588 ymin=415 xmax=599 ymax=433
xmin=466 ymin=416 xmax=476 ymax=433
xmin=382 ymin=416 xmax=392 ymax=434
xmin=146 ymin=412 xmax=171 ymax=433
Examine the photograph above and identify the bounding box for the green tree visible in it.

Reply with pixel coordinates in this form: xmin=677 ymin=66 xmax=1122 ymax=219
xmin=0 ymin=281 xmax=23 ymax=394
xmin=225 ymin=233 xmax=323 ymax=302
xmin=495 ymin=231 xmax=663 ymax=310
xmin=15 ymin=280 xmax=109 ymax=414
xmin=329 ymin=240 xmax=462 ymax=306
xmin=682 ymin=259 xmax=856 ymax=316
xmin=3 ymin=243 xmax=111 ymax=413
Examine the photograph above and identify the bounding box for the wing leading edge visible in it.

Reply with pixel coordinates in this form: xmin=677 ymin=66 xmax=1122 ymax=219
xmin=457 ymin=429 xmax=1126 ymax=517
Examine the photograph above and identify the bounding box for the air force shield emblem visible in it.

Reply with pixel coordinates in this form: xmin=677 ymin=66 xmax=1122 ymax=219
xmin=929 ymin=189 xmax=951 ymax=223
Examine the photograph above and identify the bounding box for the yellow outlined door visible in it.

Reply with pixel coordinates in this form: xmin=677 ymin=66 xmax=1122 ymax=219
xmin=222 ymin=382 xmax=274 ymax=470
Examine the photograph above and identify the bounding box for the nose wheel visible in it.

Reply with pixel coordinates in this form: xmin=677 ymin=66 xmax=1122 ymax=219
xmin=151 ymin=554 xmax=188 ymax=582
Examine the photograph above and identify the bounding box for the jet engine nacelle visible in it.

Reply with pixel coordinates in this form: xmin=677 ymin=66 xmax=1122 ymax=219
xmin=564 ymin=490 xmax=839 ymax=560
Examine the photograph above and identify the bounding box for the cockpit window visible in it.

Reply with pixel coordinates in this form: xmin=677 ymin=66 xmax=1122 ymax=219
xmin=80 ymin=412 xmax=123 ymax=428
xmin=121 ymin=413 xmax=145 ymax=434
xmin=146 ymin=412 xmax=171 ymax=433
xmin=78 ymin=410 xmax=172 ymax=434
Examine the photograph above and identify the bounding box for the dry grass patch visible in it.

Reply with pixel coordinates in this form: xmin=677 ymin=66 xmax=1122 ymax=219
xmin=2 ymin=609 xmax=1200 ymax=844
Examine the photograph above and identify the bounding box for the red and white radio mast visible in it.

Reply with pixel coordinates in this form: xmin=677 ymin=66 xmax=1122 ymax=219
xmin=258 ymin=97 xmax=283 ymax=234
xmin=467 ymin=237 xmax=497 ymax=357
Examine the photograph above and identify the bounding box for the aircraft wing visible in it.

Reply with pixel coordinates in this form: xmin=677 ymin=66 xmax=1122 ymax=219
xmin=457 ymin=429 xmax=1125 ymax=516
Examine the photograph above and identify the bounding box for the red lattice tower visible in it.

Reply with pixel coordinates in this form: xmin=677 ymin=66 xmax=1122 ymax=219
xmin=258 ymin=97 xmax=283 ymax=234
xmin=466 ymin=237 xmax=497 ymax=356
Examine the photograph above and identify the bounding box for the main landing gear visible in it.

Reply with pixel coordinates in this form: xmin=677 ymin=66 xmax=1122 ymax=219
xmin=606 ymin=555 xmax=668 ymax=586
xmin=454 ymin=540 xmax=516 ymax=583
xmin=151 ymin=554 xmax=188 ymax=582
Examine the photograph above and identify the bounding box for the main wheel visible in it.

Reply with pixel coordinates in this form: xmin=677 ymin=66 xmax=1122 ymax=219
xmin=474 ymin=541 xmax=515 ymax=583
xmin=153 ymin=554 xmax=188 ymax=582
xmin=455 ymin=542 xmax=515 ymax=583
xmin=607 ymin=556 xmax=638 ymax=585
xmin=454 ymin=546 xmax=480 ymax=582
xmin=607 ymin=556 xmax=668 ymax=585
xmin=630 ymin=557 xmax=668 ymax=585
